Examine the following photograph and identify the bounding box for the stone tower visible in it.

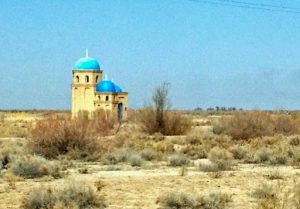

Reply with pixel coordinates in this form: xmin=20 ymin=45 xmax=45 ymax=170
xmin=71 ymin=50 xmax=102 ymax=118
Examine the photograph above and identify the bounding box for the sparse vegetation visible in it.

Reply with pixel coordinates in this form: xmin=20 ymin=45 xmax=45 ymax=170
xmin=254 ymin=148 xmax=273 ymax=163
xmin=168 ymin=152 xmax=190 ymax=167
xmin=141 ymin=148 xmax=157 ymax=161
xmin=2 ymin=110 xmax=300 ymax=208
xmin=251 ymin=184 xmax=285 ymax=209
xmin=213 ymin=110 xmax=300 ymax=140
xmin=160 ymin=191 xmax=197 ymax=209
xmin=22 ymin=183 xmax=106 ymax=209
xmin=28 ymin=111 xmax=116 ymax=159
xmin=128 ymin=153 xmax=143 ymax=167
xmin=9 ymin=155 xmax=61 ymax=179
xmin=207 ymin=147 xmax=233 ymax=171
xmin=160 ymin=191 xmax=231 ymax=209
xmin=139 ymin=83 xmax=191 ymax=135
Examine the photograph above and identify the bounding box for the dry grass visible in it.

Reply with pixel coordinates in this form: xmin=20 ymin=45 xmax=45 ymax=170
xmin=28 ymin=111 xmax=116 ymax=160
xmin=207 ymin=147 xmax=233 ymax=171
xmin=213 ymin=110 xmax=300 ymax=140
xmin=139 ymin=109 xmax=192 ymax=135
xmin=251 ymin=183 xmax=290 ymax=209
xmin=168 ymin=152 xmax=190 ymax=167
xmin=9 ymin=155 xmax=61 ymax=179
xmin=22 ymin=182 xmax=106 ymax=209
xmin=159 ymin=191 xmax=231 ymax=209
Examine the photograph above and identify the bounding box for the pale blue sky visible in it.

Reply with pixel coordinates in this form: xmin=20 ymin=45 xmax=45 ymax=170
xmin=0 ymin=0 xmax=300 ymax=110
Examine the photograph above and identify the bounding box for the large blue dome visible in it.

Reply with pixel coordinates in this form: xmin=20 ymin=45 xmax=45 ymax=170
xmin=96 ymin=80 xmax=116 ymax=93
xmin=74 ymin=57 xmax=100 ymax=70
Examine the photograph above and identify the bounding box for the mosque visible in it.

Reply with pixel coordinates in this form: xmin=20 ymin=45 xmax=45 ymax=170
xmin=71 ymin=50 xmax=128 ymax=120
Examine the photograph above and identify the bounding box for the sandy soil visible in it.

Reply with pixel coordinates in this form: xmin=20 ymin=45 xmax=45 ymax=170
xmin=0 ymin=160 xmax=298 ymax=209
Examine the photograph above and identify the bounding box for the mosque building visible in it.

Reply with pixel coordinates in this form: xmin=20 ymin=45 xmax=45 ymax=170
xmin=71 ymin=50 xmax=128 ymax=119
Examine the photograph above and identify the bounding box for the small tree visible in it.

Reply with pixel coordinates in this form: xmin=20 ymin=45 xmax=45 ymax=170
xmin=139 ymin=83 xmax=191 ymax=135
xmin=152 ymin=82 xmax=170 ymax=132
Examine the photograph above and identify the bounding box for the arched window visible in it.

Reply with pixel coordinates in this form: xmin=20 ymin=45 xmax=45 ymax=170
xmin=85 ymin=75 xmax=89 ymax=83
xmin=75 ymin=75 xmax=79 ymax=83
xmin=105 ymin=96 xmax=109 ymax=101
xmin=98 ymin=96 xmax=100 ymax=100
xmin=96 ymin=75 xmax=99 ymax=83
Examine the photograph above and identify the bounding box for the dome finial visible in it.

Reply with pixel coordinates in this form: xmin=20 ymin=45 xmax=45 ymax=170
xmin=85 ymin=48 xmax=89 ymax=58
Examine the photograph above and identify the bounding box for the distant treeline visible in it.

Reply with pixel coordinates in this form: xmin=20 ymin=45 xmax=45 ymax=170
xmin=194 ymin=106 xmax=243 ymax=112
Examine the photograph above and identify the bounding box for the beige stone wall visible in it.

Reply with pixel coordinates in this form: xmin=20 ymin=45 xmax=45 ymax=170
xmin=94 ymin=92 xmax=128 ymax=120
xmin=71 ymin=70 xmax=102 ymax=118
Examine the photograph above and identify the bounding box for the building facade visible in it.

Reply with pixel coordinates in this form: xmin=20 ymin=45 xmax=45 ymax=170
xmin=71 ymin=51 xmax=128 ymax=119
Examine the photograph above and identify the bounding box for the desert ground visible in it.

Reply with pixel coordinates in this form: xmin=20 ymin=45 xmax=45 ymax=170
xmin=1 ymin=110 xmax=300 ymax=209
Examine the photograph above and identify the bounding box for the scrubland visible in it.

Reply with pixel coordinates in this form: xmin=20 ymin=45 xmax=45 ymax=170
xmin=1 ymin=110 xmax=300 ymax=208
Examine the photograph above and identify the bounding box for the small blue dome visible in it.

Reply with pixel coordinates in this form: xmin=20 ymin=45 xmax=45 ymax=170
xmin=96 ymin=80 xmax=116 ymax=93
xmin=114 ymin=84 xmax=122 ymax=93
xmin=74 ymin=56 xmax=100 ymax=70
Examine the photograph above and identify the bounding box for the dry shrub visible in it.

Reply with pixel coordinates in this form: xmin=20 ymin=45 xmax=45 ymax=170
xmin=291 ymin=182 xmax=300 ymax=208
xmin=254 ymin=148 xmax=273 ymax=164
xmin=103 ymin=148 xmax=128 ymax=165
xmin=213 ymin=111 xmax=300 ymax=140
xmin=91 ymin=110 xmax=117 ymax=136
xmin=141 ymin=148 xmax=157 ymax=161
xmin=163 ymin=112 xmax=192 ymax=135
xmin=289 ymin=136 xmax=300 ymax=146
xmin=229 ymin=145 xmax=248 ymax=160
xmin=139 ymin=109 xmax=191 ymax=135
xmin=207 ymin=147 xmax=233 ymax=171
xmin=273 ymin=114 xmax=299 ymax=135
xmin=22 ymin=183 xmax=106 ymax=209
xmin=28 ymin=111 xmax=116 ymax=159
xmin=103 ymin=148 xmax=143 ymax=166
xmin=160 ymin=191 xmax=197 ymax=209
xmin=213 ymin=111 xmax=274 ymax=139
xmin=160 ymin=191 xmax=231 ymax=209
xmin=199 ymin=163 xmax=219 ymax=172
xmin=128 ymin=153 xmax=143 ymax=167
xmin=0 ymin=139 xmax=24 ymax=169
xmin=168 ymin=152 xmax=190 ymax=167
xmin=270 ymin=153 xmax=288 ymax=165
xmin=139 ymin=108 xmax=157 ymax=134
xmin=9 ymin=155 xmax=61 ymax=179
xmin=185 ymin=128 xmax=214 ymax=145
xmin=0 ymin=120 xmax=29 ymax=138
xmin=203 ymin=192 xmax=232 ymax=209
xmin=266 ymin=171 xmax=283 ymax=180
xmin=252 ymin=184 xmax=286 ymax=209
xmin=252 ymin=184 xmax=278 ymax=199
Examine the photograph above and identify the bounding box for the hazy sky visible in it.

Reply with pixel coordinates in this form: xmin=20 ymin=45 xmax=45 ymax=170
xmin=1 ymin=0 xmax=300 ymax=110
